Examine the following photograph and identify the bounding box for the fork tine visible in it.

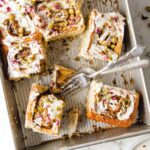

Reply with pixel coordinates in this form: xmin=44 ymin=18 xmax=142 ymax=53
xmin=61 ymin=76 xmax=77 ymax=89
xmin=62 ymin=82 xmax=80 ymax=95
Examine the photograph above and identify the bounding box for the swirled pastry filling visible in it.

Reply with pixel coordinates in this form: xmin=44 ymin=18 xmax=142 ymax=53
xmin=50 ymin=65 xmax=75 ymax=93
xmin=33 ymin=94 xmax=64 ymax=133
xmin=7 ymin=40 xmax=46 ymax=80
xmin=80 ymin=10 xmax=125 ymax=62
xmin=89 ymin=81 xmax=138 ymax=121
xmin=21 ymin=0 xmax=85 ymax=40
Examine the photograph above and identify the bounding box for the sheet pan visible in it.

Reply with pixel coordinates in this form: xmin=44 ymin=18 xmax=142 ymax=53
xmin=0 ymin=0 xmax=150 ymax=149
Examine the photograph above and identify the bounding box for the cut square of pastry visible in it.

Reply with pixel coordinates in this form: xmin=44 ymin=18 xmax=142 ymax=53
xmin=23 ymin=0 xmax=85 ymax=41
xmin=79 ymin=9 xmax=125 ymax=62
xmin=0 ymin=1 xmax=35 ymax=43
xmin=25 ymin=83 xmax=65 ymax=135
xmin=50 ymin=65 xmax=75 ymax=93
xmin=5 ymin=32 xmax=47 ymax=81
xmin=87 ymin=81 xmax=140 ymax=127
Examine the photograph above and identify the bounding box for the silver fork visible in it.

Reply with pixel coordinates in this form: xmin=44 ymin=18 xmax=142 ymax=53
xmin=61 ymin=45 xmax=149 ymax=94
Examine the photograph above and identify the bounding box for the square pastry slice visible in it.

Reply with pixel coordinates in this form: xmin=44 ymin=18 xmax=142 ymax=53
xmin=4 ymin=31 xmax=47 ymax=81
xmin=0 ymin=1 xmax=34 ymax=42
xmin=50 ymin=65 xmax=75 ymax=93
xmin=79 ymin=9 xmax=125 ymax=62
xmin=23 ymin=0 xmax=85 ymax=41
xmin=25 ymin=83 xmax=65 ymax=135
xmin=87 ymin=81 xmax=140 ymax=127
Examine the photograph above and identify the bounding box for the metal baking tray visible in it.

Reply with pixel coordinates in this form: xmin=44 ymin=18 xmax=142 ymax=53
xmin=0 ymin=0 xmax=150 ymax=149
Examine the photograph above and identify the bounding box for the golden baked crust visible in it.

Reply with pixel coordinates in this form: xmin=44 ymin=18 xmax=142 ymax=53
xmin=50 ymin=65 xmax=75 ymax=93
xmin=79 ymin=9 xmax=125 ymax=62
xmin=25 ymin=83 xmax=65 ymax=135
xmin=86 ymin=81 xmax=140 ymax=128
xmin=87 ymin=94 xmax=139 ymax=128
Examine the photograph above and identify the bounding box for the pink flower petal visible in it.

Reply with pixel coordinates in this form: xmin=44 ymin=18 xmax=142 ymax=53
xmin=7 ymin=7 xmax=11 ymax=12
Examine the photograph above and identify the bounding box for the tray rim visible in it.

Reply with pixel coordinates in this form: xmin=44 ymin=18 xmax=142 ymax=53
xmin=0 ymin=0 xmax=150 ymax=149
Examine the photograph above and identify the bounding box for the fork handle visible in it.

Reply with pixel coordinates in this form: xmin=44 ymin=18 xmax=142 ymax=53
xmin=90 ymin=59 xmax=150 ymax=77
xmin=100 ymin=45 xmax=145 ymax=72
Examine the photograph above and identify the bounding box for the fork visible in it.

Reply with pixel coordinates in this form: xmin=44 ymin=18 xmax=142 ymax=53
xmin=61 ymin=45 xmax=149 ymax=94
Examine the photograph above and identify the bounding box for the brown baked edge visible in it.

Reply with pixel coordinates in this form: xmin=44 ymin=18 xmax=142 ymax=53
xmin=25 ymin=84 xmax=49 ymax=129
xmin=46 ymin=25 xmax=85 ymax=41
xmin=25 ymin=83 xmax=64 ymax=135
xmin=86 ymin=93 xmax=140 ymax=128
xmin=0 ymin=31 xmax=47 ymax=81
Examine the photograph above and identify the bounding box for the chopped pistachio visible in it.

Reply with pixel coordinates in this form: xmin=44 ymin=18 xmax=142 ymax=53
xmin=101 ymin=41 xmax=108 ymax=46
xmin=102 ymin=87 xmax=109 ymax=94
xmin=112 ymin=36 xmax=118 ymax=43
xmin=109 ymin=56 xmax=112 ymax=61
xmin=8 ymin=14 xmax=15 ymax=21
xmin=38 ymin=106 xmax=43 ymax=112
xmin=68 ymin=8 xmax=75 ymax=14
xmin=58 ymin=21 xmax=67 ymax=27
xmin=19 ymin=33 xmax=23 ymax=38
xmin=76 ymin=10 xmax=80 ymax=15
xmin=48 ymin=21 xmax=54 ymax=29
xmin=24 ymin=74 xmax=31 ymax=78
xmin=111 ymin=44 xmax=115 ymax=49
xmin=18 ymin=27 xmax=24 ymax=33
xmin=17 ymin=5 xmax=22 ymax=11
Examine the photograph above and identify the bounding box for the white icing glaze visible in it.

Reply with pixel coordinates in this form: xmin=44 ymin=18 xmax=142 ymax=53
xmin=80 ymin=10 xmax=125 ymax=62
xmin=34 ymin=117 xmax=42 ymax=126
xmin=44 ymin=95 xmax=64 ymax=120
xmin=89 ymin=81 xmax=137 ymax=121
xmin=28 ymin=0 xmax=84 ymax=40
xmin=34 ymin=94 xmax=64 ymax=133
xmin=89 ymin=44 xmax=118 ymax=61
xmin=7 ymin=41 xmax=45 ymax=79
xmin=0 ymin=0 xmax=35 ymax=34
xmin=30 ymin=92 xmax=39 ymax=101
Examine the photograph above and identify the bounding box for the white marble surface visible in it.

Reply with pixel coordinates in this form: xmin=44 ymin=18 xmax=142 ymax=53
xmin=0 ymin=0 xmax=150 ymax=150
xmin=77 ymin=134 xmax=150 ymax=150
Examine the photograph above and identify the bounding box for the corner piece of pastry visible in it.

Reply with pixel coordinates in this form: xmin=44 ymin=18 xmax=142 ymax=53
xmin=87 ymin=81 xmax=140 ymax=128
xmin=4 ymin=32 xmax=47 ymax=81
xmin=24 ymin=0 xmax=85 ymax=41
xmin=0 ymin=1 xmax=34 ymax=42
xmin=25 ymin=83 xmax=65 ymax=135
xmin=79 ymin=9 xmax=125 ymax=62
xmin=50 ymin=65 xmax=75 ymax=93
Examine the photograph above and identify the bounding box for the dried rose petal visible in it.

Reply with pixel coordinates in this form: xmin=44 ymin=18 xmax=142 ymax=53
xmin=12 ymin=59 xmax=20 ymax=64
xmin=113 ymin=16 xmax=118 ymax=22
xmin=96 ymin=28 xmax=102 ymax=34
xmin=53 ymin=3 xmax=62 ymax=10
xmin=112 ymin=96 xmax=116 ymax=100
xmin=56 ymin=120 xmax=60 ymax=126
xmin=103 ymin=55 xmax=108 ymax=61
xmin=0 ymin=0 xmax=5 ymax=3
xmin=25 ymin=6 xmax=35 ymax=13
xmin=7 ymin=7 xmax=11 ymax=12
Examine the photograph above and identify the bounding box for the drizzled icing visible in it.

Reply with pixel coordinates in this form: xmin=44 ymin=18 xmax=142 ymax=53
xmin=89 ymin=81 xmax=137 ymax=121
xmin=7 ymin=41 xmax=45 ymax=79
xmin=21 ymin=0 xmax=84 ymax=40
xmin=34 ymin=94 xmax=64 ymax=133
xmin=80 ymin=10 xmax=125 ymax=62
xmin=0 ymin=0 xmax=35 ymax=35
